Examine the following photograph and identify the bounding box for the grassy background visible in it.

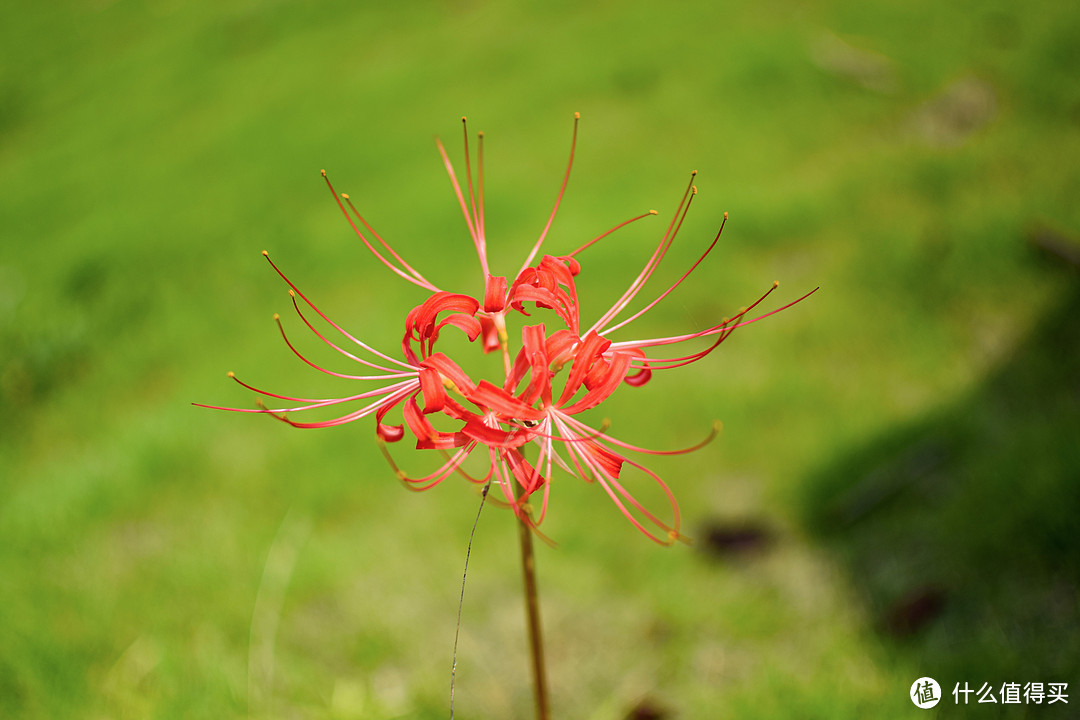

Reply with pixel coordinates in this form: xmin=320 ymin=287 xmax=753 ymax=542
xmin=1 ymin=0 xmax=1077 ymax=717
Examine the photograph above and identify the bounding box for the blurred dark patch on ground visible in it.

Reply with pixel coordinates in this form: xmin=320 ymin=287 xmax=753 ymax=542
xmin=624 ymin=695 xmax=669 ymax=720
xmin=802 ymin=269 xmax=1080 ymax=687
xmin=697 ymin=519 xmax=775 ymax=561
xmin=1029 ymin=225 xmax=1080 ymax=271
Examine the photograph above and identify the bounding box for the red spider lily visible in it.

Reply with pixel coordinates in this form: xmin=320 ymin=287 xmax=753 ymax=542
xmin=200 ymin=114 xmax=815 ymax=544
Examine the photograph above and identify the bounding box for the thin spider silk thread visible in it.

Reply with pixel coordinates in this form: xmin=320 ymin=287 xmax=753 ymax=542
xmin=449 ymin=482 xmax=491 ymax=717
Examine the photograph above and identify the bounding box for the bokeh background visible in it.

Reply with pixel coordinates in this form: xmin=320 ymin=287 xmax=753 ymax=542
xmin=1 ymin=1 xmax=1077 ymax=718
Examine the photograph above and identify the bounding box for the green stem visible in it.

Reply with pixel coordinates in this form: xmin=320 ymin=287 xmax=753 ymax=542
xmin=518 ymin=514 xmax=551 ymax=720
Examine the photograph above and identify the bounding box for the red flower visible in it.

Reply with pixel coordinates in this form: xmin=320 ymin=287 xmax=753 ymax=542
xmin=200 ymin=115 xmax=815 ymax=544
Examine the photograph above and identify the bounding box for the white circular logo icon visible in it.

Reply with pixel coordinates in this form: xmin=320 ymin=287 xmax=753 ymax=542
xmin=911 ymin=677 xmax=941 ymax=708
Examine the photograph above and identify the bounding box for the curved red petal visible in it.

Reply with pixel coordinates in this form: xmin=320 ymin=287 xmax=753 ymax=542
xmin=436 ymin=313 xmax=481 ymax=342
xmin=478 ymin=315 xmax=502 ymax=354
xmin=623 ymin=348 xmax=653 ymax=387
xmin=421 ymin=352 xmax=477 ymax=394
xmin=375 ymin=392 xmax=409 ymax=443
xmin=483 ymin=274 xmax=508 ymax=312
xmin=562 ymin=350 xmax=631 ymax=414
xmin=505 ymin=448 xmax=546 ymax=495
xmin=556 ymin=331 xmax=611 ymax=407
xmin=418 ymin=366 xmax=445 ymax=414
xmin=462 ymin=417 xmax=531 ymax=448
xmin=467 ymin=380 xmax=545 ymax=421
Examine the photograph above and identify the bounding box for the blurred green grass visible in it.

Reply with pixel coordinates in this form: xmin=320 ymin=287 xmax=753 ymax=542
xmin=803 ymin=284 xmax=1080 ymax=696
xmin=1 ymin=0 xmax=1077 ymax=717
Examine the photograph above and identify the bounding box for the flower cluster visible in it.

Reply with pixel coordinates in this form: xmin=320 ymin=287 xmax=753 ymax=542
xmin=202 ymin=114 xmax=814 ymax=544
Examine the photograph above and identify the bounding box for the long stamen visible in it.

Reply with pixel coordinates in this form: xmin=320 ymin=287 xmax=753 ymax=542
xmin=461 ymin=117 xmax=482 ymax=253
xmin=588 ymin=173 xmax=697 ymax=335
xmin=437 ymin=447 xmax=496 ymax=485
xmin=626 ymin=327 xmax=734 ymax=371
xmin=379 ymin=441 xmax=480 ymax=492
xmin=538 ymin=427 xmax=554 ymax=525
xmin=552 ymin=416 xmax=677 ymax=544
xmin=569 ymin=210 xmax=658 ymax=258
xmin=549 ymin=418 xmax=598 ymax=485
xmin=561 ymin=415 xmax=721 ymax=456
xmin=477 ymin=131 xmax=486 ymax=246
xmin=322 ymin=170 xmax=438 ymax=291
xmin=491 ymin=448 xmax=518 ymax=508
xmin=504 ymin=416 xmax=612 ymax=444
xmin=435 ymin=135 xmax=488 ymax=278
xmin=262 ymin=251 xmax=414 ymax=370
xmin=237 ymin=378 xmax=418 ymax=416
xmin=198 ymin=379 xmax=419 ymax=426
xmin=275 ymin=309 xmax=415 ymax=381
xmin=603 ymin=456 xmax=686 ymax=545
xmin=258 ymin=384 xmax=418 ymax=428
xmin=220 ymin=370 xmax=336 ymax=405
xmin=287 ymin=291 xmax=411 ymax=375
xmin=518 ymin=112 xmax=580 ymax=274
xmin=340 ymin=194 xmax=437 ymax=290
xmin=195 ymin=372 xmax=414 ymax=418
xmin=600 ymin=212 xmax=727 ymax=337
xmin=610 ymin=285 xmax=818 ymax=353
xmin=523 ymin=444 xmax=548 ymax=519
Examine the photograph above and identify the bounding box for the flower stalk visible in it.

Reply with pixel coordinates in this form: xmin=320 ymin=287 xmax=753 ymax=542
xmin=518 ymin=511 xmax=551 ymax=720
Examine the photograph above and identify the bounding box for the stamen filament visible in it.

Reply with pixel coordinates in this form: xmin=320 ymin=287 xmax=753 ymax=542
xmin=255 ymin=383 xmax=418 ymax=426
xmin=380 ymin=441 xmax=481 ymax=491
xmin=600 ymin=212 xmax=727 ymax=336
xmin=287 ymin=291 xmax=413 ymax=375
xmin=262 ymin=251 xmax=415 ymax=370
xmin=518 ymin=112 xmax=580 ymax=274
xmin=477 ymin=131 xmax=486 ymax=246
xmin=321 ymin=170 xmax=439 ymax=291
xmin=588 ymin=172 xmax=697 ymax=335
xmin=435 ymin=136 xmax=488 ymax=278
xmin=341 ymin=193 xmax=438 ymax=289
xmin=569 ymin=210 xmax=658 ymax=258
xmin=609 ymin=285 xmax=818 ymax=352
xmin=561 ymin=414 xmax=721 ymax=456
xmin=275 ymin=309 xmax=416 ymax=381
xmin=461 ymin=117 xmax=483 ymax=259
xmin=552 ymin=415 xmax=680 ymax=545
